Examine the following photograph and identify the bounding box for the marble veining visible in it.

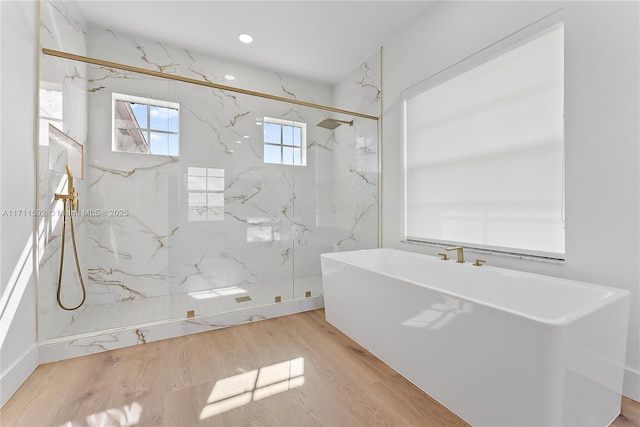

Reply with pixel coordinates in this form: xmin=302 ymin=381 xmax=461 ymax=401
xmin=356 ymin=62 xmax=382 ymax=101
xmin=38 ymin=2 xmax=380 ymax=349
xmin=38 ymin=0 xmax=90 ymax=340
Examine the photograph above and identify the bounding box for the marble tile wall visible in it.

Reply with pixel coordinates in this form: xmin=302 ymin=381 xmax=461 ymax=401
xmin=330 ymin=54 xmax=381 ymax=253
xmin=38 ymin=0 xmax=89 ymax=340
xmin=38 ymin=0 xmax=380 ymax=341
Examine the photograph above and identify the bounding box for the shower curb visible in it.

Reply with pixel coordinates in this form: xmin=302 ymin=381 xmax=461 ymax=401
xmin=39 ymin=296 xmax=324 ymax=364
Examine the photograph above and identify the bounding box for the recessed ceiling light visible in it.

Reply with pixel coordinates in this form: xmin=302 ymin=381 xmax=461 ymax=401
xmin=238 ymin=33 xmax=254 ymax=44
xmin=224 ymin=74 xmax=235 ymax=81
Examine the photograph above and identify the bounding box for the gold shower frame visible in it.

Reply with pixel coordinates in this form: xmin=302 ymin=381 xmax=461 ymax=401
xmin=42 ymin=48 xmax=379 ymax=121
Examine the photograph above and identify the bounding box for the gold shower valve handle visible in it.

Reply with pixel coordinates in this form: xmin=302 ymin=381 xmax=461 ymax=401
xmin=71 ymin=189 xmax=79 ymax=212
xmin=54 ymin=190 xmax=79 ymax=212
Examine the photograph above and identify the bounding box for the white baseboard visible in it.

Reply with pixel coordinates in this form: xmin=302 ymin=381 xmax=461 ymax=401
xmin=623 ymin=367 xmax=640 ymax=401
xmin=0 ymin=343 xmax=39 ymax=408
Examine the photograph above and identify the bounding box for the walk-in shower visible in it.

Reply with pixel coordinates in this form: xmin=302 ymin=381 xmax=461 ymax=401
xmin=37 ymin=0 xmax=380 ymax=360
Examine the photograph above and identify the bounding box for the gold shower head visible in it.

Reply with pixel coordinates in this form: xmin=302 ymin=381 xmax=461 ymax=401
xmin=316 ymin=118 xmax=353 ymax=130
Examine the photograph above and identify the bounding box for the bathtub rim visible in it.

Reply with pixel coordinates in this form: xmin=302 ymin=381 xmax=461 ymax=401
xmin=321 ymin=248 xmax=630 ymax=326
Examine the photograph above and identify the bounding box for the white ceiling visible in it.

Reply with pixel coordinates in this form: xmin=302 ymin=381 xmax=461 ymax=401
xmin=76 ymin=1 xmax=437 ymax=85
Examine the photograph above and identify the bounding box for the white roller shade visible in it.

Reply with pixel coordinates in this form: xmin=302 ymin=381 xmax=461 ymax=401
xmin=405 ymin=23 xmax=564 ymax=258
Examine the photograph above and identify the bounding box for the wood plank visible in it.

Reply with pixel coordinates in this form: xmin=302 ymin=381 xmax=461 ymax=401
xmin=611 ymin=396 xmax=640 ymax=427
xmin=0 ymin=308 xmax=638 ymax=427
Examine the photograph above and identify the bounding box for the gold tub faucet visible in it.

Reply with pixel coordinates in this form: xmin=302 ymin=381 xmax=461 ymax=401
xmin=445 ymin=246 xmax=465 ymax=263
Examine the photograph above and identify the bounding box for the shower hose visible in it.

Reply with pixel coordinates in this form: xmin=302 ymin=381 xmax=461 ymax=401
xmin=56 ymin=198 xmax=87 ymax=311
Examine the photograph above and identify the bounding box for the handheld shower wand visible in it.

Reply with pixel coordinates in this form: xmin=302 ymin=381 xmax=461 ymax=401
xmin=66 ymin=164 xmax=73 ymax=194
xmin=54 ymin=165 xmax=86 ymax=310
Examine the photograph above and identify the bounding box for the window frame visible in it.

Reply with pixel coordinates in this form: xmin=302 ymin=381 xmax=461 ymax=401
xmin=262 ymin=116 xmax=307 ymax=166
xmin=112 ymin=93 xmax=180 ymax=156
xmin=401 ymin=11 xmax=565 ymax=261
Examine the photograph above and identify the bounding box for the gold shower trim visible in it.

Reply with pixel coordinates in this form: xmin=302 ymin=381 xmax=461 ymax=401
xmin=42 ymin=48 xmax=380 ymax=121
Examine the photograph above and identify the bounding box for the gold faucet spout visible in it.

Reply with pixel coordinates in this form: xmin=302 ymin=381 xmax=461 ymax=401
xmin=445 ymin=246 xmax=465 ymax=263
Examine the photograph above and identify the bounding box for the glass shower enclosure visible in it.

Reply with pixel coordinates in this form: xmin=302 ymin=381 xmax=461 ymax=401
xmin=37 ymin=0 xmax=380 ymax=358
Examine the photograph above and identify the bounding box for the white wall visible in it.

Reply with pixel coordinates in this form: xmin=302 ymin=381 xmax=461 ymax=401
xmin=382 ymin=0 xmax=640 ymax=400
xmin=0 ymin=0 xmax=39 ymax=407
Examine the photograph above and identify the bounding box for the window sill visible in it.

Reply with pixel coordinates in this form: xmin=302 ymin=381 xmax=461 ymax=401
xmin=401 ymin=239 xmax=566 ymax=265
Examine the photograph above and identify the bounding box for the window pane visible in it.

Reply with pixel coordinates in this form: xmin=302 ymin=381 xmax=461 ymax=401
xmin=264 ymin=122 xmax=281 ymax=144
xmin=115 ymin=100 xmax=141 ymax=129
xmin=282 ymin=147 xmax=294 ymax=165
xmin=150 ymin=132 xmax=169 ymax=155
xmin=293 ymin=148 xmax=302 ymax=166
xmin=115 ymin=128 xmax=148 ymax=153
xmin=282 ymin=125 xmax=294 ymax=146
xmin=264 ymin=144 xmax=281 ymax=164
xmin=167 ymin=109 xmax=179 ymax=133
xmin=131 ymin=103 xmax=148 ymax=128
xmin=150 ymin=106 xmax=171 ymax=131
xmin=168 ymin=134 xmax=179 ymax=156
xmin=293 ymin=127 xmax=301 ymax=147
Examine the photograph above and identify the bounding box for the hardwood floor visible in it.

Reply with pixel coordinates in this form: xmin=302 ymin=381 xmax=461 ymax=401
xmin=1 ymin=309 xmax=638 ymax=427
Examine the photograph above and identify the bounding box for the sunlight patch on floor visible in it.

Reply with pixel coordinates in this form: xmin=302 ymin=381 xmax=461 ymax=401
xmin=199 ymin=357 xmax=305 ymax=420
xmin=59 ymin=401 xmax=142 ymax=427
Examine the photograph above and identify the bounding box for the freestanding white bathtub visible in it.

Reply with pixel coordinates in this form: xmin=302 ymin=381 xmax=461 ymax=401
xmin=321 ymin=248 xmax=630 ymax=427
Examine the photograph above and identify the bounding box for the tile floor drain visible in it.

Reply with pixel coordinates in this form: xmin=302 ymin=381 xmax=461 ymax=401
xmin=235 ymin=296 xmax=252 ymax=303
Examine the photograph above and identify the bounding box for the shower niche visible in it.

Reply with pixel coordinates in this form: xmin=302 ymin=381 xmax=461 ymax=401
xmin=37 ymin=0 xmax=380 ymax=361
xmin=48 ymin=124 xmax=83 ymax=179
